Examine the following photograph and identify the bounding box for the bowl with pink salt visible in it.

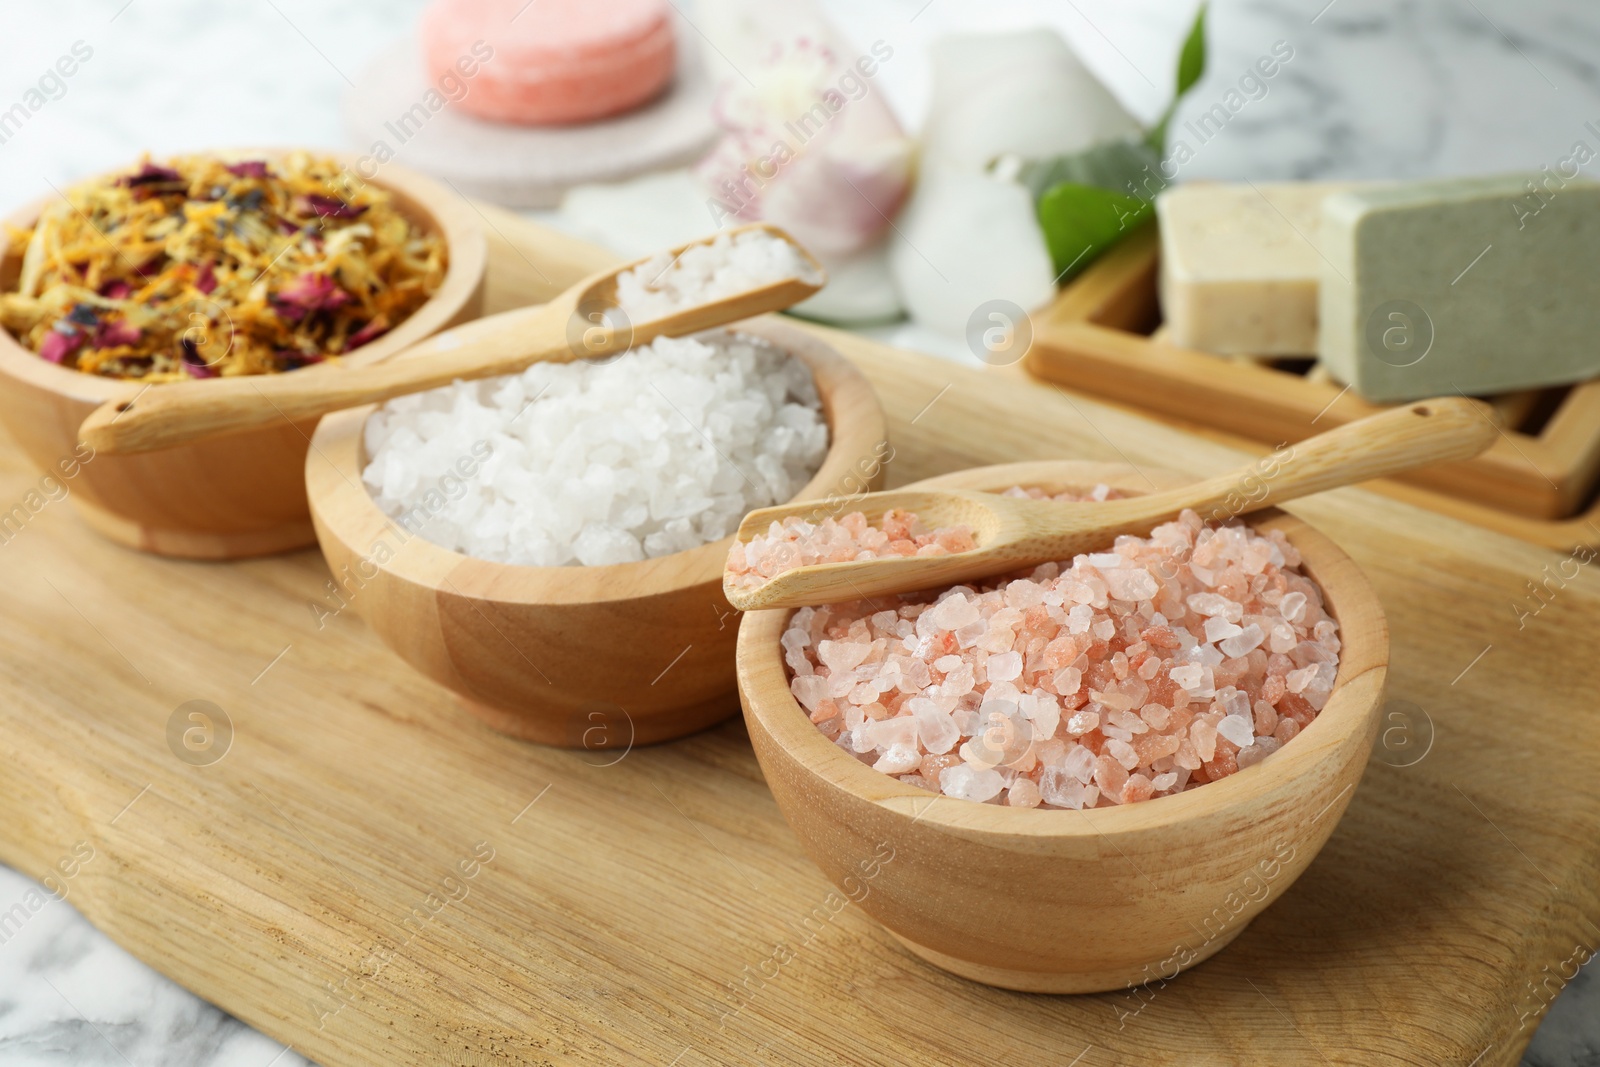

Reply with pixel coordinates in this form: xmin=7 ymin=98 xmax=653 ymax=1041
xmin=736 ymin=459 xmax=1388 ymax=993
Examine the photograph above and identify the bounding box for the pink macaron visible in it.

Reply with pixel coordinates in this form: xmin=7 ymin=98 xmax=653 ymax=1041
xmin=421 ymin=0 xmax=678 ymax=126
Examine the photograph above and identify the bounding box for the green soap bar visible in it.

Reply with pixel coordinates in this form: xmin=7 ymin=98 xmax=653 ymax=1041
xmin=1319 ymin=174 xmax=1600 ymax=402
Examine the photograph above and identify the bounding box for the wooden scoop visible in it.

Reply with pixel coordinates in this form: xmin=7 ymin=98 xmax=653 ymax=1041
xmin=78 ymin=223 xmax=825 ymax=455
xmin=725 ymin=396 xmax=1499 ymax=611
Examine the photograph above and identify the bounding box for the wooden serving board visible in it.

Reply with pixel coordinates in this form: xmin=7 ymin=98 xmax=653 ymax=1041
xmin=2 ymin=207 xmax=1596 ymax=1067
xmin=1027 ymin=225 xmax=1600 ymax=530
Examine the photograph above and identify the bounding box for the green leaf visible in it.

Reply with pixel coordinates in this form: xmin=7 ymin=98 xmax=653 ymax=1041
xmin=1017 ymin=2 xmax=1205 ymax=283
xmin=1035 ymin=181 xmax=1152 ymax=283
xmin=1175 ymin=2 xmax=1208 ymax=96
xmin=1015 ymin=139 xmax=1164 ymax=202
xmin=1147 ymin=2 xmax=1208 ymax=154
xmin=1015 ymin=138 xmax=1166 ymax=279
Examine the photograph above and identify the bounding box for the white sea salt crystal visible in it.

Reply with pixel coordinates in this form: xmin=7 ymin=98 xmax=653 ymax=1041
xmin=1039 ymin=766 xmax=1097 ymax=809
xmin=1203 ymin=616 xmax=1243 ymax=643
xmin=1235 ymin=743 xmax=1271 ymax=770
xmin=954 ymin=621 xmax=988 ymax=649
xmin=1101 ymin=565 xmax=1159 ymax=602
xmin=817 ymin=640 xmax=872 ymax=674
xmin=987 ymin=650 xmax=1023 ymax=682
xmin=1280 ymin=591 xmax=1308 ymax=623
xmin=1186 ymin=592 xmax=1242 ymax=622
xmin=940 ymin=764 xmax=1005 ymax=802
xmin=1062 ymin=743 xmax=1096 ymax=783
xmin=929 ymin=592 xmax=980 ymax=631
xmin=362 ymin=331 xmax=826 ymax=566
xmin=1170 ymin=664 xmax=1205 ymax=690
xmin=1268 ymin=619 xmax=1297 ymax=654
xmin=791 ymin=675 xmax=828 ymax=711
xmin=874 ymin=743 xmax=923 ymax=774
xmin=1106 ymin=738 xmax=1140 ymax=770
xmin=913 ymin=701 xmax=961 ymax=754
xmin=1026 ymin=694 xmax=1061 ymax=739
xmin=1066 ymin=708 xmax=1099 ymax=735
xmin=613 ymin=230 xmax=821 ymax=323
xmin=1220 ymin=623 xmax=1266 ymax=658
xmin=1217 ymin=714 xmax=1256 ymax=748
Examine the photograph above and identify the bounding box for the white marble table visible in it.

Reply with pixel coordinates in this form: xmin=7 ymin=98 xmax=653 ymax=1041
xmin=0 ymin=1 xmax=1596 ymax=1064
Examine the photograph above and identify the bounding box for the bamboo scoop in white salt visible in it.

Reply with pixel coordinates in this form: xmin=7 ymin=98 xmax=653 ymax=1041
xmin=79 ymin=224 xmax=825 ymax=455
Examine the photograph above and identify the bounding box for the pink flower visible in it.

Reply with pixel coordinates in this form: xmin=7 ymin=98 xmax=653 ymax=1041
xmin=695 ymin=27 xmax=911 ymax=259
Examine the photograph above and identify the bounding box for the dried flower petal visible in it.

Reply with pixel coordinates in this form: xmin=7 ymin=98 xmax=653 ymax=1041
xmin=39 ymin=330 xmax=83 ymax=364
xmin=92 ymin=320 xmax=142 ymax=349
xmin=344 ymin=315 xmax=390 ymax=352
xmin=273 ymin=272 xmax=351 ymax=320
xmin=294 ymin=193 xmax=367 ymax=220
xmin=120 ymin=162 xmax=184 ymax=187
xmin=0 ymin=151 xmax=446 ymax=380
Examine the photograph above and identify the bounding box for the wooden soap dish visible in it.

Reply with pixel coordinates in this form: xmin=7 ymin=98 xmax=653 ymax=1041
xmin=1026 ymin=225 xmax=1600 ymax=538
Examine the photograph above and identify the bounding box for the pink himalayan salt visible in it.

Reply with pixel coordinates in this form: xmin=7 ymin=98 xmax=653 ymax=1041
xmin=782 ymin=494 xmax=1340 ymax=810
xmin=728 ymin=507 xmax=976 ymax=591
xmin=728 ymin=484 xmax=1122 ymax=591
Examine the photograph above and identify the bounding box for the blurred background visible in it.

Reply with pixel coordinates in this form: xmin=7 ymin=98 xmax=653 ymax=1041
xmin=0 ymin=1 xmax=1597 ymax=1064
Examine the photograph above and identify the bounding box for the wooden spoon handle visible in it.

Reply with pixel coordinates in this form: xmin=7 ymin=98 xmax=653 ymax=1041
xmin=1157 ymin=396 xmax=1499 ymax=521
xmin=78 ymin=302 xmax=572 ymax=454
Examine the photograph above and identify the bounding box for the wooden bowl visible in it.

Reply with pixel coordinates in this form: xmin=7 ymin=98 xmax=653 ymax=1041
xmin=307 ymin=319 xmax=889 ymax=747
xmin=737 ymin=460 xmax=1388 ymax=993
xmin=0 ymin=151 xmax=487 ymax=559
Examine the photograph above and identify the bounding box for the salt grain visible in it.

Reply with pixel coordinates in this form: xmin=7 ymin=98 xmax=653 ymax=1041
xmin=613 ymin=229 xmax=821 ymax=323
xmin=363 ymin=331 xmax=827 ymax=566
xmin=726 ymin=485 xmax=1122 ymax=591
xmin=785 ymin=495 xmax=1340 ymax=809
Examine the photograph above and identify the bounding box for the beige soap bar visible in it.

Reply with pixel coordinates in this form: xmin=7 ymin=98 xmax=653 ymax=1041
xmin=1157 ymin=182 xmax=1359 ymax=356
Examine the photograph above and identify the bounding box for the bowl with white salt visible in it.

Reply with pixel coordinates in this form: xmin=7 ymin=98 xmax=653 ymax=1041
xmin=736 ymin=459 xmax=1388 ymax=993
xmin=307 ymin=316 xmax=886 ymax=746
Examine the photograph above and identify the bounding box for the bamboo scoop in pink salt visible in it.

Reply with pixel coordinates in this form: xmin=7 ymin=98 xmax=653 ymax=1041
xmin=725 ymin=397 xmax=1498 ymax=611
